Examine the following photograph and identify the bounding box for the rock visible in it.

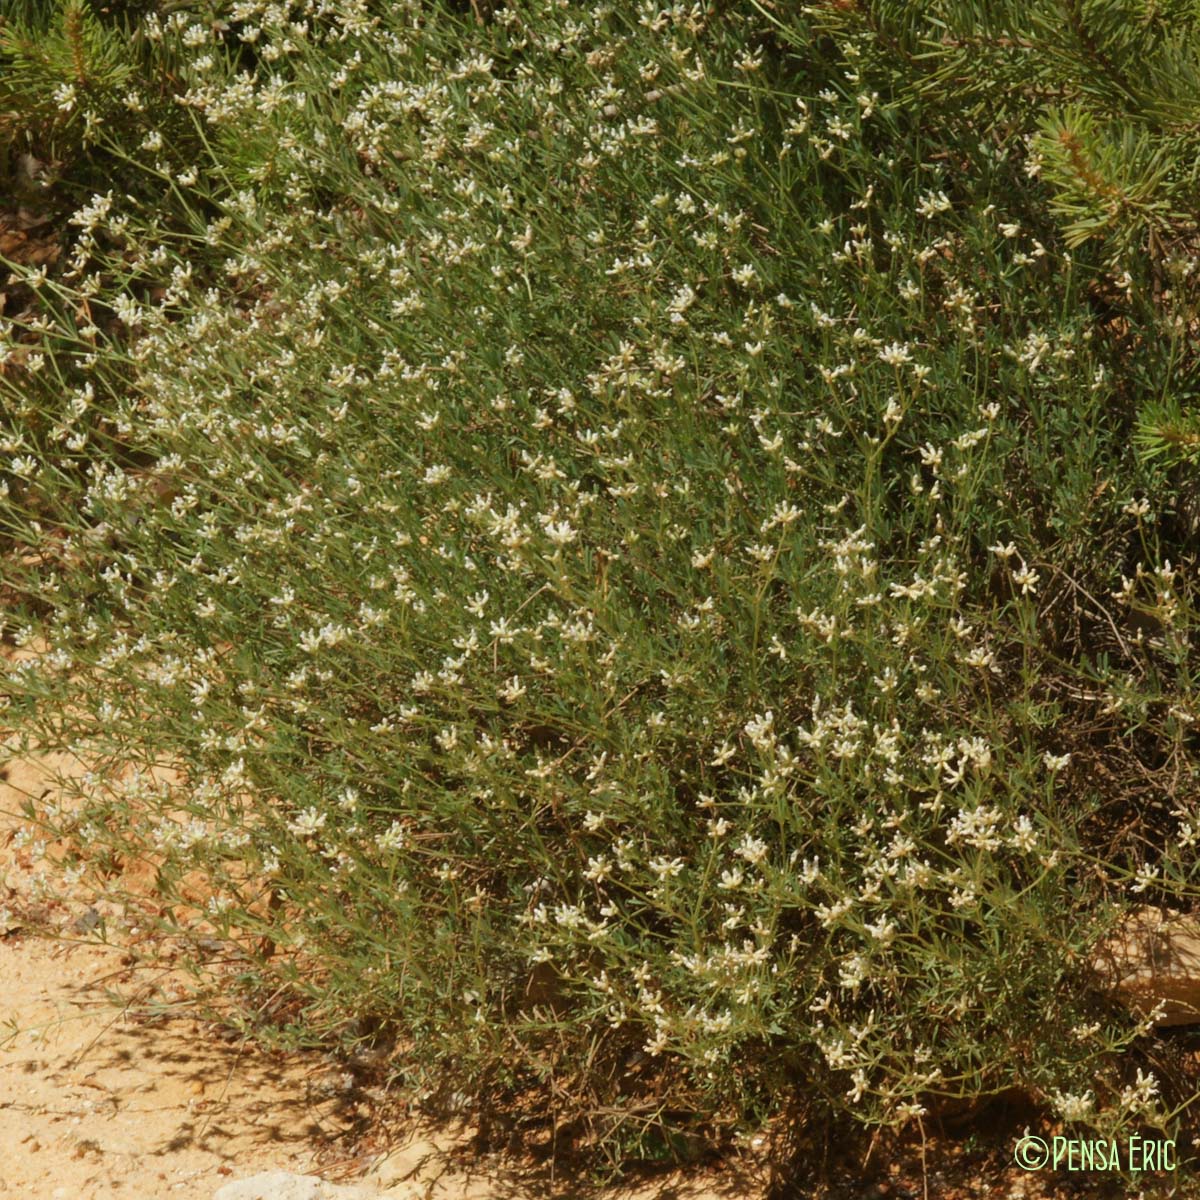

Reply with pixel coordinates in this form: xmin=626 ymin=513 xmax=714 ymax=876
xmin=367 ymin=1132 xmax=498 ymax=1199
xmin=69 ymin=906 xmax=101 ymax=935
xmin=213 ymin=1171 xmax=378 ymax=1200
xmin=365 ymin=1137 xmax=448 ymax=1190
xmin=1093 ymin=906 xmax=1200 ymax=1026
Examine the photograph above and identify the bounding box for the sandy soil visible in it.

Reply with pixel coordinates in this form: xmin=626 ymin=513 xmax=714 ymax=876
xmin=0 ymin=747 xmax=377 ymax=1199
xmin=0 ymin=935 xmax=354 ymax=1198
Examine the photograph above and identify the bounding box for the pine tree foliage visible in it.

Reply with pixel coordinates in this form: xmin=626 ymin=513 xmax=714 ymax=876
xmin=786 ymin=1 xmax=1200 ymax=259
xmin=0 ymin=0 xmax=135 ymax=167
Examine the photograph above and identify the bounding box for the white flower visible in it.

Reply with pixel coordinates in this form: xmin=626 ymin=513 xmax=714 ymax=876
xmin=376 ymin=820 xmax=406 ymax=852
xmin=877 ymin=342 xmax=912 ymax=367
xmin=584 ymin=855 xmax=613 ymax=882
xmin=667 ymin=284 xmax=696 ymax=318
xmin=1120 ymin=1068 xmax=1159 ymax=1113
xmin=962 ymin=646 xmax=996 ymax=670
xmin=736 ymin=835 xmax=768 ymax=865
xmin=731 ymin=263 xmax=759 ymax=288
xmin=1009 ymin=814 xmax=1038 ymax=852
xmin=423 ymin=464 xmax=452 ymax=486
xmin=288 ymin=806 xmax=328 ymax=838
xmin=544 ymin=520 xmax=577 ymax=546
xmin=1131 ymin=861 xmax=1160 ymax=894
xmin=70 ymin=191 xmax=114 ymax=231
xmin=710 ymin=741 xmax=736 ymax=766
xmin=837 ymin=954 xmax=868 ymax=992
xmin=864 ymin=917 xmax=896 ymax=946
xmin=1011 ymin=563 xmax=1040 ymax=595
xmin=916 ymin=190 xmax=952 ymax=218
xmin=1043 ymin=751 xmax=1071 ymax=772
xmin=649 ymin=856 xmax=686 ymax=879
xmin=743 ymin=710 xmax=776 ymax=750
xmin=1051 ymin=1089 xmax=1095 ymax=1123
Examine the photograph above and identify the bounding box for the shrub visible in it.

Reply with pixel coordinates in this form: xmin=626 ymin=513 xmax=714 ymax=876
xmin=2 ymin=0 xmax=1199 ymax=1180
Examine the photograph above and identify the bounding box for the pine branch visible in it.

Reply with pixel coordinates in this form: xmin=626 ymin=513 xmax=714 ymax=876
xmin=64 ymin=2 xmax=89 ymax=88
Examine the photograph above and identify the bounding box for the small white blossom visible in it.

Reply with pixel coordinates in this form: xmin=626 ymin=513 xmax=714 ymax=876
xmin=916 ymin=190 xmax=952 ymax=218
xmin=1011 ymin=563 xmax=1040 ymax=595
xmin=1131 ymin=861 xmax=1160 ymax=894
xmin=1051 ymin=1089 xmax=1095 ymax=1122
xmin=731 ymin=263 xmax=759 ymax=288
xmin=878 ymin=341 xmax=912 ymax=367
xmin=544 ymin=520 xmax=578 ymax=546
xmin=288 ymin=806 xmax=328 ymax=838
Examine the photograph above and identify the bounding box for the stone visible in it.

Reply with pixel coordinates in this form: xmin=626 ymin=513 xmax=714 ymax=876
xmin=213 ymin=1171 xmax=378 ymax=1200
xmin=1093 ymin=906 xmax=1200 ymax=1026
xmin=367 ymin=1131 xmax=500 ymax=1199
xmin=365 ymin=1137 xmax=448 ymax=1190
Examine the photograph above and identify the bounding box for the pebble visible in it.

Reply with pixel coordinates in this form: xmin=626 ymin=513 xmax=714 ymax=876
xmin=213 ymin=1172 xmax=378 ymax=1200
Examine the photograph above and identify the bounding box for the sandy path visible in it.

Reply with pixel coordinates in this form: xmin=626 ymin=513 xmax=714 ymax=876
xmin=0 ymin=935 xmax=359 ymax=1198
xmin=0 ymin=748 xmax=382 ymax=1199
